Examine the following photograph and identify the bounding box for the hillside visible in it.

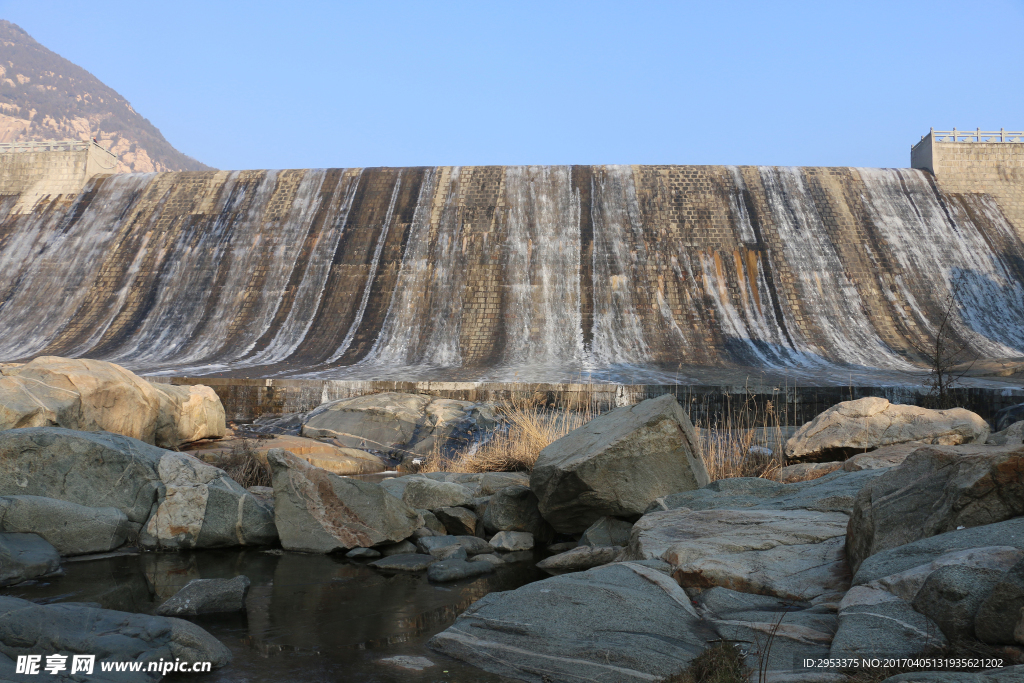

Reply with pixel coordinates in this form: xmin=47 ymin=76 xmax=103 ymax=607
xmin=0 ymin=20 xmax=212 ymax=173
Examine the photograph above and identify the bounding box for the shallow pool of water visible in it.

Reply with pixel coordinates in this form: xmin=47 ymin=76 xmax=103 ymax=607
xmin=8 ymin=548 xmax=545 ymax=682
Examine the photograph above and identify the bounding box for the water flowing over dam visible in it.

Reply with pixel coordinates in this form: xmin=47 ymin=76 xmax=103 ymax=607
xmin=1 ymin=161 xmax=1023 ymax=384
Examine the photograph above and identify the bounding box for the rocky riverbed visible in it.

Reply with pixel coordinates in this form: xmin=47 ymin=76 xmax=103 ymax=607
xmin=3 ymin=357 xmax=1024 ymax=682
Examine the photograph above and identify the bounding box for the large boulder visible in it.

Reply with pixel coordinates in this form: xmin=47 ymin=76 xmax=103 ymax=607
xmin=398 ymin=478 xmax=475 ymax=511
xmin=0 ymin=495 xmax=132 ymax=556
xmin=785 ymin=397 xmax=989 ymax=461
xmin=481 ymin=485 xmax=550 ymax=539
xmin=0 ymin=595 xmax=230 ymax=678
xmin=531 ymin=394 xmax=710 ymax=534
xmin=301 ymin=392 xmax=496 ymax=456
xmin=428 ymin=562 xmax=715 ymax=682
xmin=268 ymin=449 xmax=421 ymax=552
xmin=624 ymin=507 xmax=851 ymax=604
xmin=0 ymin=356 xmax=224 ymax=448
xmin=420 ymin=471 xmax=530 ymax=496
xmin=911 ymin=564 xmax=1005 ymax=642
xmin=988 ymin=421 xmax=1024 ymax=447
xmin=0 ymin=428 xmax=276 ymax=550
xmin=975 ymin=558 xmax=1024 ymax=644
xmin=579 ymin=516 xmax=634 ymax=547
xmin=536 ymin=545 xmax=621 ymax=575
xmin=188 ymin=434 xmax=385 ymax=475
xmin=0 ymin=533 xmax=61 ymax=587
xmin=831 ymin=584 xmax=947 ymax=660
xmin=846 ymin=444 xmax=1024 ymax=574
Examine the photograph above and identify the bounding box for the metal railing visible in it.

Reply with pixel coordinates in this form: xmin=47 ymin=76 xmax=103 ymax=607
xmin=929 ymin=128 xmax=1024 ymax=143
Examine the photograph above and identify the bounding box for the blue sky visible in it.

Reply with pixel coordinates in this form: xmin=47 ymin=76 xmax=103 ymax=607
xmin=2 ymin=1 xmax=1022 ymax=170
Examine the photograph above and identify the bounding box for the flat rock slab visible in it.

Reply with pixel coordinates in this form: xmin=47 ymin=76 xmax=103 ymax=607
xmin=536 ymin=545 xmax=620 ymax=575
xmin=0 ymin=495 xmax=132 ymax=556
xmin=401 ymin=478 xmax=475 ymax=511
xmin=626 ymin=508 xmax=851 ymax=603
xmin=0 ymin=533 xmax=61 ymax=587
xmin=427 ymin=559 xmax=494 ymax=582
xmin=841 ymin=443 xmax=920 ymax=471
xmin=769 ymin=462 xmax=842 ymax=483
xmin=429 ymin=562 xmax=715 ymax=682
xmin=417 ymin=535 xmax=492 ymax=557
xmin=696 ymin=587 xmax=836 ymax=677
xmin=189 ymin=434 xmax=385 ymax=475
xmin=652 ymin=469 xmax=885 ymax=516
xmin=831 ymin=585 xmax=946 ymax=659
xmin=369 ymin=554 xmax=436 ymax=573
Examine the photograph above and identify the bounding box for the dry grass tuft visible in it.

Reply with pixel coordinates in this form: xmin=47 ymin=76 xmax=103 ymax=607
xmin=419 ymin=396 xmax=596 ymax=473
xmin=660 ymin=641 xmax=750 ymax=683
xmin=224 ymin=438 xmax=272 ymax=488
xmin=693 ymin=397 xmax=788 ymax=481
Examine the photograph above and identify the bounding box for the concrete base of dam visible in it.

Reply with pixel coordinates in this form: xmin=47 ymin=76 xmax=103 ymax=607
xmin=147 ymin=373 xmax=1024 ymax=425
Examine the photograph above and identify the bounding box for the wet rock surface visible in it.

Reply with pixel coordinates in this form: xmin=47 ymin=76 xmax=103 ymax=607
xmin=157 ymin=575 xmax=251 ymax=616
xmin=0 ymin=532 xmax=61 ymax=587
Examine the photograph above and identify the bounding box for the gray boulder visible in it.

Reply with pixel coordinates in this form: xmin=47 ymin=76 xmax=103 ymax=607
xmin=696 ymin=587 xmax=836 ymax=676
xmin=911 ymin=565 xmax=1004 ymax=642
xmin=489 ymin=531 xmax=534 ymax=552
xmin=345 ymin=547 xmax=380 ymax=559
xmin=157 ymin=576 xmax=251 ymax=616
xmin=0 ymin=595 xmax=230 ymax=678
xmin=422 ymin=471 xmax=530 ymax=496
xmin=578 ymin=516 xmax=633 ymax=547
xmin=416 ymin=534 xmax=492 ymax=557
xmin=481 ymin=485 xmax=550 ymax=540
xmin=988 ymin=421 xmax=1024 ymax=446
xmin=301 ymin=392 xmax=496 ymax=456
xmin=0 ymin=495 xmax=132 ymax=556
xmin=536 ymin=545 xmax=620 ymax=575
xmin=268 ymin=449 xmax=421 ymax=552
xmin=428 ymin=562 xmax=714 ymax=682
xmin=434 ymin=506 xmax=477 ymax=536
xmin=401 ymin=478 xmax=475 ymax=511
xmin=378 ymin=540 xmax=418 ymax=556
xmin=427 ymin=559 xmax=494 ymax=582
xmin=0 ymin=428 xmax=276 ymax=550
xmin=369 ymin=554 xmax=436 ymax=573
xmin=842 ymin=443 xmax=919 ymax=471
xmin=785 ymin=397 xmax=989 ymax=460
xmin=767 ymin=461 xmax=842 ymax=483
xmin=417 ymin=508 xmax=447 ymax=535
xmin=433 ymin=545 xmax=468 ymax=561
xmin=976 ymin=558 xmax=1024 ymax=644
xmin=0 ymin=533 xmax=61 ymax=587
xmin=847 ymin=444 xmax=1024 ymax=574
xmin=468 ymin=554 xmax=504 ymax=566
xmin=531 ymin=394 xmax=710 ymax=534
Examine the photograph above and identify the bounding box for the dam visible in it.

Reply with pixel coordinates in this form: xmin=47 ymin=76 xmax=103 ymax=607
xmin=1 ymin=132 xmax=1023 ymax=403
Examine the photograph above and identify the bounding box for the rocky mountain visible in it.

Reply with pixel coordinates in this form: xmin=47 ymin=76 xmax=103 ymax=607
xmin=0 ymin=20 xmax=211 ymax=173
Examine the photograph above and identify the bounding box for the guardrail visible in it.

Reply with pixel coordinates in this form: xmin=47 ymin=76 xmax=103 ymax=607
xmin=928 ymin=128 xmax=1024 ymax=143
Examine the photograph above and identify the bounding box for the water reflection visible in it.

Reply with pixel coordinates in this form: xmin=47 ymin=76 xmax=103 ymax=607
xmin=8 ymin=549 xmax=540 ymax=682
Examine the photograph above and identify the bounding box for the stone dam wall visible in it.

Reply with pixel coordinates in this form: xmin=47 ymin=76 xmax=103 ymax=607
xmin=1 ymin=160 xmax=1023 ymax=396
